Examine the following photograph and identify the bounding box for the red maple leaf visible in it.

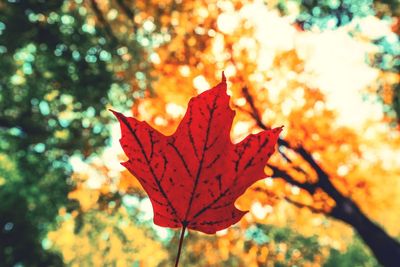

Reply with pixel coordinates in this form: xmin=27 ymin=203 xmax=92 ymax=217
xmin=111 ymin=74 xmax=282 ymax=234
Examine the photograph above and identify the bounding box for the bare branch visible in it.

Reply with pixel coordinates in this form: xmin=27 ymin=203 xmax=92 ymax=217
xmin=241 ymin=86 xmax=344 ymax=203
xmin=89 ymin=0 xmax=119 ymax=45
xmin=252 ymin=186 xmax=324 ymax=214
xmin=267 ymin=164 xmax=317 ymax=194
xmin=241 ymin=86 xmax=269 ymax=130
xmin=115 ymin=0 xmax=138 ymax=33
xmin=284 ymin=197 xmax=326 ymax=214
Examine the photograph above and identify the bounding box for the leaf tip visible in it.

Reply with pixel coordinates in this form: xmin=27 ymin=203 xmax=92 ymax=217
xmin=221 ymin=71 xmax=226 ymax=83
xmin=109 ymin=109 xmax=125 ymax=121
xmin=109 ymin=108 xmax=119 ymax=116
xmin=272 ymin=125 xmax=284 ymax=133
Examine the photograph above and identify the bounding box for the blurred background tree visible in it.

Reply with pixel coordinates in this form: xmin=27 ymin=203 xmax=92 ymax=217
xmin=1 ymin=0 xmax=399 ymax=266
xmin=0 ymin=0 xmax=140 ymax=265
xmin=289 ymin=0 xmax=400 ymax=126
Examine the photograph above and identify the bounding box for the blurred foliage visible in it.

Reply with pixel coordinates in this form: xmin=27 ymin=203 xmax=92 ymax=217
xmin=242 ymin=224 xmax=321 ymax=266
xmin=159 ymin=223 xmax=323 ymax=267
xmin=289 ymin=0 xmax=374 ymax=29
xmin=281 ymin=0 xmax=400 ymax=123
xmin=0 ymin=0 xmax=121 ymax=265
xmin=47 ymin=206 xmax=168 ymax=267
xmin=132 ymin=0 xmax=400 ymax=239
xmin=324 ymin=237 xmax=380 ymax=267
xmin=1 ymin=0 xmax=399 ymax=266
xmin=111 ymin=0 xmax=399 ymax=266
xmin=0 ymin=153 xmax=63 ymax=265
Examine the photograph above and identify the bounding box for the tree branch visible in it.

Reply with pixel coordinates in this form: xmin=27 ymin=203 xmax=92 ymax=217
xmin=115 ymin=0 xmax=138 ymax=33
xmin=89 ymin=0 xmax=119 ymax=45
xmin=0 ymin=117 xmax=48 ymax=137
xmin=0 ymin=117 xmax=15 ymax=129
xmin=267 ymin=164 xmax=317 ymax=195
xmin=242 ymin=86 xmax=269 ymax=130
xmin=240 ymin=85 xmax=400 ymax=266
xmin=241 ymin=86 xmax=343 ymax=202
xmin=284 ymin=197 xmax=326 ymax=214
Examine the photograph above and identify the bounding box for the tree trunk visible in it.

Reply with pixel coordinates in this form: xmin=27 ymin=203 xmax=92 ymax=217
xmin=241 ymin=87 xmax=400 ymax=266
xmin=330 ymin=199 xmax=400 ymax=267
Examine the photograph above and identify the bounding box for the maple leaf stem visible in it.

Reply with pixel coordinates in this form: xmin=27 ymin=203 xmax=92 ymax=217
xmin=174 ymin=226 xmax=187 ymax=267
